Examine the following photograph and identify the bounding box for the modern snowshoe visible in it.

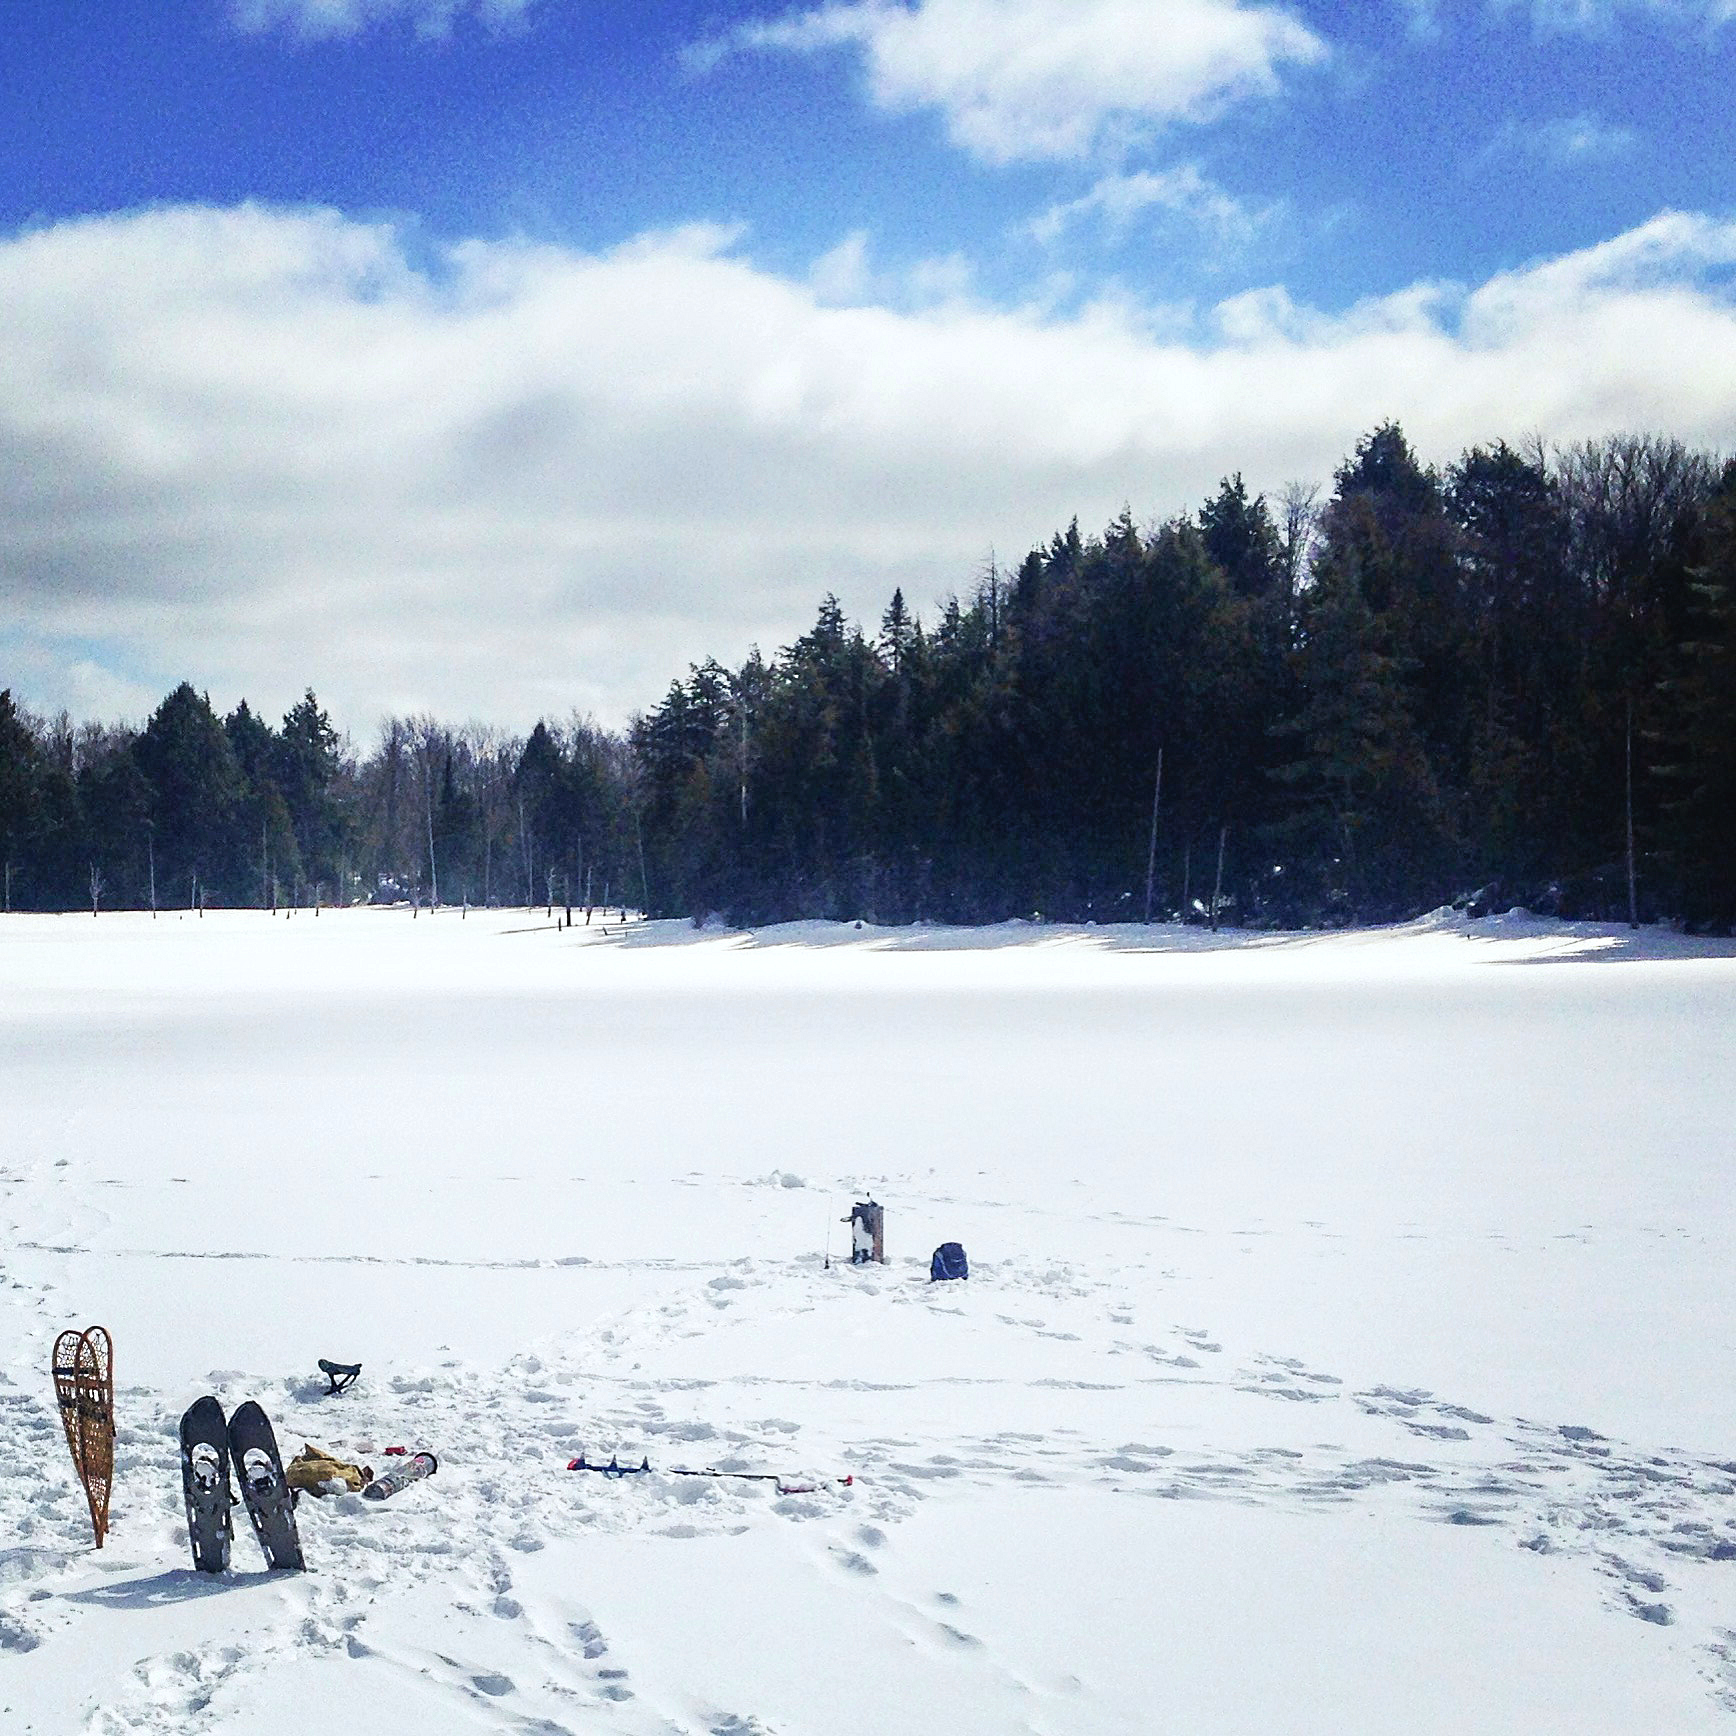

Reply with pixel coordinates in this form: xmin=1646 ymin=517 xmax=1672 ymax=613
xmin=179 ymin=1396 xmax=233 ymax=1574
xmin=227 ymin=1401 xmax=305 ymax=1571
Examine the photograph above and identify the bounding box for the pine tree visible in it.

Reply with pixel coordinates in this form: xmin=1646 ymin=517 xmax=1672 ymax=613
xmin=1660 ymin=463 xmax=1736 ymax=929
xmin=78 ymin=744 xmax=152 ymax=909
xmin=1199 ymin=474 xmax=1282 ymax=597
xmin=133 ymin=685 xmax=250 ymax=905
xmin=279 ymin=690 xmax=346 ymax=890
xmin=880 ymin=588 xmax=914 ymax=675
xmin=0 ymin=690 xmax=44 ymax=910
xmin=1272 ymin=552 xmax=1450 ymax=920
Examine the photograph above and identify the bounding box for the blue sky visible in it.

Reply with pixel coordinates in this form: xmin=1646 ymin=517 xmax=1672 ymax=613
xmin=6 ymin=1 xmax=1732 ymax=308
xmin=2 ymin=0 xmax=1735 ymax=728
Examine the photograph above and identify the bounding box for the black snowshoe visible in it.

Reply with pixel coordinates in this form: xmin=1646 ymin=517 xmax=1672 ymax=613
xmin=227 ymin=1400 xmax=305 ymax=1571
xmin=179 ymin=1396 xmax=234 ymax=1574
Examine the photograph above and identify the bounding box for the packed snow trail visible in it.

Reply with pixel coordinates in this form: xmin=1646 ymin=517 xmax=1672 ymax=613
xmin=2 ymin=908 xmax=1735 ymax=1732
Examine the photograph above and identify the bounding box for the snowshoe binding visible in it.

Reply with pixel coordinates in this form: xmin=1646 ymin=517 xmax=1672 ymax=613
xmin=179 ymin=1395 xmax=233 ymax=1574
xmin=227 ymin=1400 xmax=305 ymax=1571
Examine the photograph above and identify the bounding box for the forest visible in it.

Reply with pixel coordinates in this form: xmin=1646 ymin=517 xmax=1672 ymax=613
xmin=4 ymin=424 xmax=1734 ymax=931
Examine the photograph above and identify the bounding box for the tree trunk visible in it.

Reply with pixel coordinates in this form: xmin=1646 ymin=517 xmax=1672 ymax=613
xmin=1625 ymin=695 xmax=1639 ymax=929
xmin=519 ymin=799 xmax=532 ymax=911
xmin=635 ymin=811 xmax=650 ymax=915
xmin=424 ymin=762 xmax=439 ymax=911
xmin=1142 ymin=748 xmax=1164 ymax=924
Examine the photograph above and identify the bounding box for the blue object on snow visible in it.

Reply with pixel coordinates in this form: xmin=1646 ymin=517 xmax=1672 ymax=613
xmin=930 ymin=1242 xmax=969 ymax=1281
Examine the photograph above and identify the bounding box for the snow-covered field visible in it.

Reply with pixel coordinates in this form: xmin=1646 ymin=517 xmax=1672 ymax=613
xmin=4 ymin=907 xmax=1736 ymax=1733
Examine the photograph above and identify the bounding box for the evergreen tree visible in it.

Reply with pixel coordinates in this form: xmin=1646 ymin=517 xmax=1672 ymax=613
xmin=133 ymin=684 xmax=249 ymax=905
xmin=0 ymin=690 xmax=44 ymax=910
xmin=1200 ymin=474 xmax=1283 ymax=597
xmin=1271 ymin=550 xmax=1451 ymax=920
xmin=434 ymin=751 xmax=480 ymax=903
xmin=880 ymin=588 xmax=915 ymax=674
xmin=78 ymin=742 xmax=152 ymax=908
xmin=224 ymin=700 xmax=277 ymax=788
xmin=515 ymin=721 xmax=569 ymax=905
xmin=1447 ymin=442 xmax=1577 ymax=887
xmin=1661 ymin=462 xmax=1736 ymax=929
xmin=257 ymin=780 xmax=302 ymax=906
xmin=1319 ymin=423 xmax=1471 ymax=791
xmin=1555 ymin=436 xmax=1718 ymax=913
xmin=279 ymin=690 xmax=346 ymax=891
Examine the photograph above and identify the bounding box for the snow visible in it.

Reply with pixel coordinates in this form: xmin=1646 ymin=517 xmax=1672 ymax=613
xmin=3 ymin=906 xmax=1736 ymax=1732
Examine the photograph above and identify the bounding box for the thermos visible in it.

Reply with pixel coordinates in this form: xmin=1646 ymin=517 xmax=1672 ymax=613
xmin=362 ymin=1450 xmax=438 ymax=1500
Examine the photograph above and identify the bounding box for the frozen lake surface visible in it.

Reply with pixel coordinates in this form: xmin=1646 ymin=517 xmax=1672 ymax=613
xmin=3 ymin=907 xmax=1735 ymax=1732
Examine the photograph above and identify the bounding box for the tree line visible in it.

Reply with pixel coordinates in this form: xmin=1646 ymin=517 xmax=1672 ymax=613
xmin=0 ymin=687 xmax=639 ymax=918
xmin=4 ymin=423 xmax=1734 ymax=930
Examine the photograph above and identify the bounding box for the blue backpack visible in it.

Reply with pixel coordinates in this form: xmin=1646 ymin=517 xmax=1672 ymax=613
xmin=930 ymin=1242 xmax=969 ymax=1282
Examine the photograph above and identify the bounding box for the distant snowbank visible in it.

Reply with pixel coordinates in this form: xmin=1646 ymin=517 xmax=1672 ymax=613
xmin=3 ymin=905 xmax=1733 ymax=1011
xmin=631 ymin=908 xmax=1736 ymax=964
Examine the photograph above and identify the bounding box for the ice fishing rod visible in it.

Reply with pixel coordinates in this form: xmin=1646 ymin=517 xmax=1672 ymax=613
xmin=564 ymin=1451 xmax=853 ymax=1495
xmin=667 ymin=1466 xmax=854 ymax=1491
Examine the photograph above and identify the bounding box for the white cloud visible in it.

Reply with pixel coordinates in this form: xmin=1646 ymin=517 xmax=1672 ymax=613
xmin=4 ymin=202 xmax=1736 ymax=731
xmin=1482 ymin=114 xmax=1640 ymax=165
xmin=708 ymin=0 xmax=1329 ymax=163
xmin=1396 ymin=0 xmax=1445 ymax=41
xmin=1028 ymin=167 xmax=1273 ymax=249
xmin=808 ymin=229 xmax=977 ymax=307
xmin=1507 ymin=0 xmax=1736 ymax=29
xmin=231 ymin=0 xmax=536 ymax=41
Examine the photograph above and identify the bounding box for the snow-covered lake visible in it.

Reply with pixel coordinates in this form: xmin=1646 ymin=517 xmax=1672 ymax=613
xmin=4 ymin=907 xmax=1735 ymax=1733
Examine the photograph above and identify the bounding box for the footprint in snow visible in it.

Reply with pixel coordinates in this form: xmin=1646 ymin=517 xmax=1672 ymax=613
xmin=0 ymin=1610 xmax=42 ymax=1653
xmin=569 ymin=1618 xmax=608 ymax=1659
xmin=595 ymin=1664 xmax=635 ymax=1701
